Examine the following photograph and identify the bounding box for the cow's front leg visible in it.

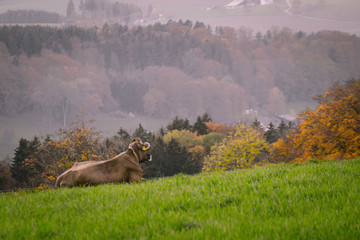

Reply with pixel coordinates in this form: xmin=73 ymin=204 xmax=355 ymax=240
xmin=128 ymin=174 xmax=144 ymax=183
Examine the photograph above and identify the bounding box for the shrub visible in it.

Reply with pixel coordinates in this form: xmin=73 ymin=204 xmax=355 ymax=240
xmin=203 ymin=125 xmax=268 ymax=172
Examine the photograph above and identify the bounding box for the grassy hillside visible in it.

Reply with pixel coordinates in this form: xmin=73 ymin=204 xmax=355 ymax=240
xmin=1 ymin=159 xmax=360 ymax=239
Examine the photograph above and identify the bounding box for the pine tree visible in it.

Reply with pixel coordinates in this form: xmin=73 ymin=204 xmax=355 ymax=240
xmin=117 ymin=127 xmax=130 ymax=141
xmin=142 ymin=137 xmax=167 ymax=178
xmin=10 ymin=137 xmax=40 ymax=187
xmin=277 ymin=120 xmax=289 ymax=139
xmin=192 ymin=113 xmax=212 ymax=135
xmin=166 ymin=116 xmax=192 ymax=132
xmin=11 ymin=138 xmax=30 ymax=186
xmin=66 ymin=0 xmax=75 ymax=18
xmin=165 ymin=138 xmax=190 ymax=176
xmin=265 ymin=123 xmax=278 ymax=144
xmin=133 ymin=123 xmax=154 ymax=143
xmin=251 ymin=118 xmax=263 ymax=132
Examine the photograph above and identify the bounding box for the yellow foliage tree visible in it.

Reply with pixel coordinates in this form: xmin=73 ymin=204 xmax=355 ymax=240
xmin=203 ymin=125 xmax=268 ymax=172
xmin=28 ymin=112 xmax=107 ymax=188
xmin=272 ymin=79 xmax=360 ymax=162
xmin=163 ymin=129 xmax=201 ymax=149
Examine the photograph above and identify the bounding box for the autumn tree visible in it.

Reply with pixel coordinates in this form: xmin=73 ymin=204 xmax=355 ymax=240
xmin=202 ymin=132 xmax=227 ymax=155
xmin=25 ymin=112 xmax=107 ymax=188
xmin=203 ymin=125 xmax=268 ymax=172
xmin=163 ymin=130 xmax=201 ymax=150
xmin=206 ymin=121 xmax=234 ymax=135
xmin=272 ymin=79 xmax=360 ymax=162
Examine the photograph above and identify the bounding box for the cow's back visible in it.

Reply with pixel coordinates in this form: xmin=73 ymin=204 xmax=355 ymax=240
xmin=56 ymin=152 xmax=144 ymax=187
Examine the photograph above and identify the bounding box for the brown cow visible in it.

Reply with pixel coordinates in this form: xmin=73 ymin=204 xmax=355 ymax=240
xmin=55 ymin=138 xmax=152 ymax=188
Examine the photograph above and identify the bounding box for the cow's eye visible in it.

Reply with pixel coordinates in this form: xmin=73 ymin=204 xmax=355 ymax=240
xmin=142 ymin=146 xmax=146 ymax=151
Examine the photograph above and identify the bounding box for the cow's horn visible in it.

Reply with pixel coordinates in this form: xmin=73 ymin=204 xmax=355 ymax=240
xmin=144 ymin=142 xmax=150 ymax=150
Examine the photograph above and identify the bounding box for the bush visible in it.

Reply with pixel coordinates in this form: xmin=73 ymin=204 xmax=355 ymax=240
xmin=203 ymin=125 xmax=268 ymax=172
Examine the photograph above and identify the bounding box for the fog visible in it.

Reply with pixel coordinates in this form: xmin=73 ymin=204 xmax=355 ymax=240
xmin=1 ymin=0 xmax=360 ymax=158
xmin=1 ymin=0 xmax=360 ymax=34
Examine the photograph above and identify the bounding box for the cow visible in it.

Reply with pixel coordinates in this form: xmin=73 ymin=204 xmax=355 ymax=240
xmin=55 ymin=138 xmax=152 ymax=188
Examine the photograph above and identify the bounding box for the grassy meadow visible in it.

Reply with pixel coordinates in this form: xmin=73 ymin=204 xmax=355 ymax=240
xmin=1 ymin=159 xmax=360 ymax=239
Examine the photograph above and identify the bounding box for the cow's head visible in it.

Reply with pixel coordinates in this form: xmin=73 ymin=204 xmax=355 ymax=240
xmin=129 ymin=138 xmax=152 ymax=163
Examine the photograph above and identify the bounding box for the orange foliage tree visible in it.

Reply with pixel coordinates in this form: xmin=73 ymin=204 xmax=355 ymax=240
xmin=272 ymin=79 xmax=360 ymax=162
xmin=25 ymin=112 xmax=119 ymax=189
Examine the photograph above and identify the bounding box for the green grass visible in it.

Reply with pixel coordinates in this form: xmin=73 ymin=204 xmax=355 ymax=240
xmin=1 ymin=159 xmax=360 ymax=239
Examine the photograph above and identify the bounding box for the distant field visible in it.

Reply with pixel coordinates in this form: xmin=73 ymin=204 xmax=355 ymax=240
xmin=120 ymin=0 xmax=360 ymax=34
xmin=299 ymin=0 xmax=360 ymax=21
xmin=1 ymin=159 xmax=359 ymax=239
xmin=0 ymin=112 xmax=169 ymax=158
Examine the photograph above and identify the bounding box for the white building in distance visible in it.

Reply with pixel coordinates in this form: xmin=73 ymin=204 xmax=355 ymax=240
xmin=224 ymin=0 xmax=273 ymax=9
xmin=260 ymin=0 xmax=274 ymax=5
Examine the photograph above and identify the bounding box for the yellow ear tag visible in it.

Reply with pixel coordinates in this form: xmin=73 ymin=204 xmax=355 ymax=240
xmin=142 ymin=146 xmax=146 ymax=151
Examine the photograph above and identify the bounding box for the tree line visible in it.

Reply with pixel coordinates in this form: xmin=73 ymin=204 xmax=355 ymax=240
xmin=2 ymin=78 xmax=359 ymax=191
xmin=0 ymin=111 xmax=293 ymax=191
xmin=1 ymin=22 xmax=360 ymax=124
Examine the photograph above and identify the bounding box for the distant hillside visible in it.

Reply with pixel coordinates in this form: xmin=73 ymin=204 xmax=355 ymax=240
xmin=293 ymin=0 xmax=360 ymax=22
xmin=0 ymin=10 xmax=63 ymax=24
xmin=1 ymin=23 xmax=360 ymax=123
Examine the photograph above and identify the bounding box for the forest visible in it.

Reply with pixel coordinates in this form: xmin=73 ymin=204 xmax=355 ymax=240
xmin=1 ymin=21 xmax=360 ymax=125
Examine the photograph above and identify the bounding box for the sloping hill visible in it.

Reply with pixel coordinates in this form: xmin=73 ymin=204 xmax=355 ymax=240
xmin=1 ymin=159 xmax=360 ymax=239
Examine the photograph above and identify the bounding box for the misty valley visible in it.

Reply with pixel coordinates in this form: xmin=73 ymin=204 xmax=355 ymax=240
xmin=1 ymin=18 xmax=360 ymax=157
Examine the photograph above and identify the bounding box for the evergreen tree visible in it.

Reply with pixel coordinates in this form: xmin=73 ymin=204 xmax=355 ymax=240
xmin=10 ymin=137 xmax=40 ymax=187
xmin=11 ymin=138 xmax=30 ymax=186
xmin=158 ymin=127 xmax=166 ymax=137
xmin=277 ymin=120 xmax=288 ymax=139
xmin=166 ymin=116 xmax=192 ymax=132
xmin=251 ymin=118 xmax=263 ymax=132
xmin=165 ymin=138 xmax=190 ymax=176
xmin=133 ymin=123 xmax=154 ymax=143
xmin=66 ymin=0 xmax=75 ymax=18
xmin=142 ymin=136 xmax=167 ymax=178
xmin=264 ymin=123 xmax=278 ymax=144
xmin=0 ymin=156 xmax=15 ymax=191
xmin=117 ymin=127 xmax=130 ymax=141
xmin=192 ymin=113 xmax=212 ymax=135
